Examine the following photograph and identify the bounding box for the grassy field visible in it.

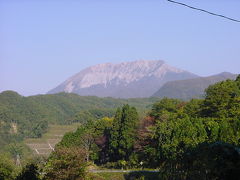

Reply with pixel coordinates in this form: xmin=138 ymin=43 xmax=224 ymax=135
xmin=25 ymin=123 xmax=80 ymax=156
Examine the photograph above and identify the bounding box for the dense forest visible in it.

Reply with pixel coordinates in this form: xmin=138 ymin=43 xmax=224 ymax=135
xmin=1 ymin=75 xmax=240 ymax=180
xmin=0 ymin=91 xmax=158 ymax=162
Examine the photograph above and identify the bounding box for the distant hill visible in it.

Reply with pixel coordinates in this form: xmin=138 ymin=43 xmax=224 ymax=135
xmin=0 ymin=90 xmax=159 ymax=148
xmin=152 ymin=72 xmax=238 ymax=100
xmin=48 ymin=60 xmax=198 ymax=98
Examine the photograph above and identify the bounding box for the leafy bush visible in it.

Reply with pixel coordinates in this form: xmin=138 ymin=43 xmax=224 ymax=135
xmin=44 ymin=147 xmax=87 ymax=180
xmin=16 ymin=163 xmax=40 ymax=180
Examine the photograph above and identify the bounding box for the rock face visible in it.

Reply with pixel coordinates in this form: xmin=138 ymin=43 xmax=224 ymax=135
xmin=152 ymin=72 xmax=237 ymax=100
xmin=48 ymin=60 xmax=198 ymax=98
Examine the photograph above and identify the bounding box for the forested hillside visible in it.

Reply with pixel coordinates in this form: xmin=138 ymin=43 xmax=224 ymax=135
xmin=41 ymin=75 xmax=240 ymax=179
xmin=1 ymin=75 xmax=240 ymax=180
xmin=153 ymin=72 xmax=237 ymax=99
xmin=0 ymin=91 xmax=158 ymax=155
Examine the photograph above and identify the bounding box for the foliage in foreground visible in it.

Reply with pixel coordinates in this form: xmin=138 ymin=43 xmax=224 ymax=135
xmin=0 ymin=90 xmax=157 ymax=161
xmin=0 ymin=154 xmax=18 ymax=180
xmin=1 ymin=75 xmax=240 ymax=180
xmin=44 ymin=147 xmax=87 ymax=180
xmin=90 ymin=171 xmax=160 ymax=180
xmin=15 ymin=163 xmax=40 ymax=180
xmin=50 ymin=75 xmax=240 ymax=180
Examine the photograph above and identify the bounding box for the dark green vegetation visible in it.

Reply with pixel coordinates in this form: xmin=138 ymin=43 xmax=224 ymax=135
xmin=91 ymin=171 xmax=160 ymax=180
xmin=153 ymin=72 xmax=237 ymax=100
xmin=15 ymin=164 xmax=40 ymax=180
xmin=57 ymin=105 xmax=139 ymax=167
xmin=0 ymin=154 xmax=18 ymax=180
xmin=44 ymin=147 xmax=87 ymax=180
xmin=1 ymin=75 xmax=240 ymax=180
xmin=0 ymin=91 xmax=158 ymax=155
xmin=109 ymin=105 xmax=138 ymax=162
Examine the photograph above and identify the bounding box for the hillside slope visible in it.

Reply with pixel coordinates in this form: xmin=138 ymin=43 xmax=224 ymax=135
xmin=0 ymin=90 xmax=159 ymax=147
xmin=152 ymin=72 xmax=237 ymax=100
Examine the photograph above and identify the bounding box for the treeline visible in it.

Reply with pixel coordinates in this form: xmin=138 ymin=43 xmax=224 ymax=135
xmin=1 ymin=75 xmax=240 ymax=179
xmin=140 ymin=76 xmax=240 ymax=178
xmin=41 ymin=75 xmax=240 ymax=179
xmin=57 ymin=104 xmax=139 ymax=165
xmin=0 ymin=91 xmax=157 ymax=155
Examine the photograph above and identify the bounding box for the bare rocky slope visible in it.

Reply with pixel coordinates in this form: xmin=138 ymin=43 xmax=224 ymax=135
xmin=48 ymin=60 xmax=198 ymax=98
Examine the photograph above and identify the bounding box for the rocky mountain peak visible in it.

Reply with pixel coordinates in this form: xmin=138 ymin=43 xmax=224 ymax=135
xmin=48 ymin=60 xmax=198 ymax=98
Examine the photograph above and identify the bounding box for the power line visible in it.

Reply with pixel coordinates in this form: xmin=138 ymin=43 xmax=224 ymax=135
xmin=167 ymin=0 xmax=240 ymax=23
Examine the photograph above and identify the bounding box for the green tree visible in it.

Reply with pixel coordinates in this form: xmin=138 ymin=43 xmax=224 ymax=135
xmin=109 ymin=105 xmax=139 ymax=161
xmin=44 ymin=147 xmax=87 ymax=180
xmin=183 ymin=99 xmax=202 ymax=118
xmin=0 ymin=154 xmax=17 ymax=180
xmin=202 ymin=79 xmax=240 ymax=118
xmin=58 ymin=121 xmax=95 ymax=162
xmin=150 ymin=117 xmax=206 ymax=165
xmin=202 ymin=118 xmax=219 ymax=142
xmin=94 ymin=117 xmax=113 ymax=164
xmin=149 ymin=98 xmax=183 ymax=120
xmin=180 ymin=142 xmax=240 ymax=180
xmin=235 ymin=74 xmax=240 ymax=88
xmin=142 ymin=98 xmax=208 ymax=168
xmin=16 ymin=164 xmax=40 ymax=180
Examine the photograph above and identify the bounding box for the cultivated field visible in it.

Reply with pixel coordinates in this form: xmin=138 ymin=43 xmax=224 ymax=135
xmin=25 ymin=123 xmax=80 ymax=156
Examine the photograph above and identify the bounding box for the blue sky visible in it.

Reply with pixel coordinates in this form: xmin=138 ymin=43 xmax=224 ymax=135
xmin=1 ymin=0 xmax=240 ymax=96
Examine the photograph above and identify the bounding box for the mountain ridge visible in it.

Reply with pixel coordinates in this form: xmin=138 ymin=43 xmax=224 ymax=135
xmin=152 ymin=72 xmax=238 ymax=100
xmin=48 ymin=60 xmax=198 ymax=98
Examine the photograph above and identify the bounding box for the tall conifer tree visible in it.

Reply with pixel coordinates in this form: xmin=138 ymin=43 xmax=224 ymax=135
xmin=109 ymin=105 xmax=138 ymax=161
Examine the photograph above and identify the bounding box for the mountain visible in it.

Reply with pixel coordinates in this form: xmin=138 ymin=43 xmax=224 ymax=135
xmin=48 ymin=60 xmax=198 ymax=98
xmin=152 ymin=72 xmax=238 ymax=100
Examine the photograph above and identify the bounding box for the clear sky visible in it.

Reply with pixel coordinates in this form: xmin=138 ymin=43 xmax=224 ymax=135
xmin=1 ymin=0 xmax=240 ymax=96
